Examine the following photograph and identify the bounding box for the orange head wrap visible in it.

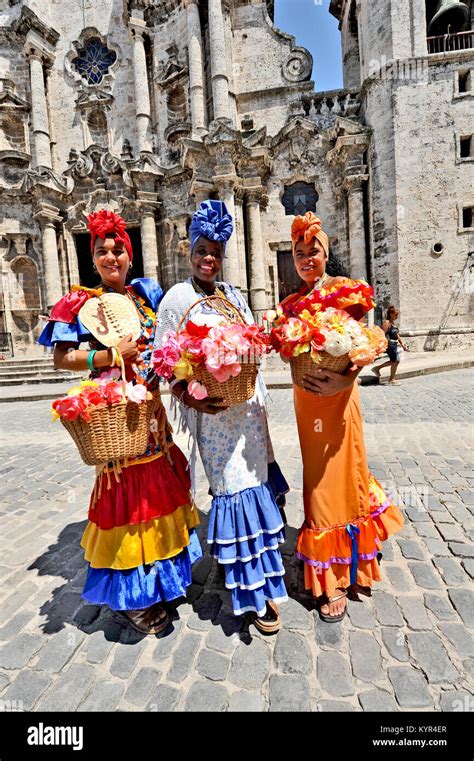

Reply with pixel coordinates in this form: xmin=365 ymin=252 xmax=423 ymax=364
xmin=291 ymin=212 xmax=329 ymax=258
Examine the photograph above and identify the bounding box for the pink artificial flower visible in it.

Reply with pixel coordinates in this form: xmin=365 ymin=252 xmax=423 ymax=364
xmin=98 ymin=367 xmax=121 ymax=382
xmin=187 ymin=380 xmax=208 ymax=400
xmin=152 ymin=333 xmax=182 ymax=380
xmin=103 ymin=381 xmax=124 ymax=405
xmin=126 ymin=382 xmax=147 ymax=404
xmin=208 ymin=362 xmax=242 ymax=382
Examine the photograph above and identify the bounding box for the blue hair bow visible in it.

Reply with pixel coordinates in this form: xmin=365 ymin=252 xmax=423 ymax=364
xmin=189 ymin=200 xmax=234 ymax=255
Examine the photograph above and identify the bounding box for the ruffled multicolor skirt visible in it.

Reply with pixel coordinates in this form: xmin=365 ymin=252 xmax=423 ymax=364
xmin=80 ymin=440 xmax=202 ymax=611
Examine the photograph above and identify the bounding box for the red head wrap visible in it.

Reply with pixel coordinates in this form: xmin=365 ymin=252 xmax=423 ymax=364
xmin=87 ymin=210 xmax=133 ymax=261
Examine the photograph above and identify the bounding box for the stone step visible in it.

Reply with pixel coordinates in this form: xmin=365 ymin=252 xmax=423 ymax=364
xmin=0 ymin=359 xmax=55 ymax=369
xmin=0 ymin=374 xmax=82 ymax=387
xmin=0 ymin=368 xmax=80 ymax=380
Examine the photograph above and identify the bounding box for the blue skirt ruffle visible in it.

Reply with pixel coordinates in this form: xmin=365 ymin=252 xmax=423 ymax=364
xmin=208 ymin=481 xmax=288 ymax=616
xmin=81 ymin=530 xmax=202 ymax=611
xmin=267 ymin=460 xmax=290 ymax=507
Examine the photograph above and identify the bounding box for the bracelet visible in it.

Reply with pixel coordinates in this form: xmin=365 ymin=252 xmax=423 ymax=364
xmin=87 ymin=350 xmax=97 ymax=371
xmin=110 ymin=347 xmax=120 ymax=367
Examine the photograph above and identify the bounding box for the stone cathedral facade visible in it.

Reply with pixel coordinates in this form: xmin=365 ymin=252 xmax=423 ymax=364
xmin=0 ymin=0 xmax=472 ymax=356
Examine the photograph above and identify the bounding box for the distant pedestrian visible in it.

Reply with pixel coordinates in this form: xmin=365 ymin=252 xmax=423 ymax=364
xmin=371 ymin=306 xmax=409 ymax=385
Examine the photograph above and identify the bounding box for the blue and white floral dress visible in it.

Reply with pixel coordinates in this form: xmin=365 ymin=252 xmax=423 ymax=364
xmin=155 ymin=278 xmax=289 ymax=617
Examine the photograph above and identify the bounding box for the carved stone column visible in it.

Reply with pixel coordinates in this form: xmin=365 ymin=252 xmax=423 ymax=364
xmin=140 ymin=205 xmax=160 ymax=280
xmin=26 ymin=50 xmax=52 ymax=169
xmin=208 ymin=0 xmax=231 ymax=122
xmin=63 ymin=228 xmax=80 ymax=286
xmin=185 ymin=0 xmax=207 ymax=137
xmin=34 ymin=204 xmax=62 ymax=310
xmin=214 ymin=176 xmax=240 ymax=288
xmin=246 ymin=189 xmax=268 ymax=320
xmin=234 ymin=186 xmax=248 ymax=300
xmin=130 ymin=22 xmax=153 ymax=154
xmin=343 ymin=173 xmax=369 ymax=281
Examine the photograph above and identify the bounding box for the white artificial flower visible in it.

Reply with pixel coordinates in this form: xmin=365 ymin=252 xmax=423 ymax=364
xmin=323 ymin=330 xmax=353 ymax=356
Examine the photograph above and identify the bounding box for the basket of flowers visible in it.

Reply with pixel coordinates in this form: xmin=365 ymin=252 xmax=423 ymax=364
xmin=51 ymin=355 xmax=158 ymax=466
xmin=266 ymin=280 xmax=387 ymax=388
xmin=153 ymin=296 xmax=268 ymax=408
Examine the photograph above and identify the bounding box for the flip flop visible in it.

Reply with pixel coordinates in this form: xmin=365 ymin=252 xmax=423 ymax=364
xmin=120 ymin=605 xmax=170 ymax=636
xmin=318 ymin=590 xmax=348 ymax=623
xmin=253 ymin=601 xmax=281 ymax=634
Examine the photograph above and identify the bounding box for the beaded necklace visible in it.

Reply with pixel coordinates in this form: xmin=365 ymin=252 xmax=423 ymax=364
xmin=126 ymin=289 xmax=154 ymax=328
xmin=191 ymin=278 xmax=243 ymax=323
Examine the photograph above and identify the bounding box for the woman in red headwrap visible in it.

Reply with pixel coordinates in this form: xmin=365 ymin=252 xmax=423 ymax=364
xmin=38 ymin=209 xmax=202 ymax=635
xmin=278 ymin=212 xmax=404 ymax=623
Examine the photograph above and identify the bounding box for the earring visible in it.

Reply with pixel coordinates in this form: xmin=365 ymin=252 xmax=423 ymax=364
xmin=129 ymin=262 xmax=133 ymax=271
xmin=92 ymin=263 xmax=98 ymax=271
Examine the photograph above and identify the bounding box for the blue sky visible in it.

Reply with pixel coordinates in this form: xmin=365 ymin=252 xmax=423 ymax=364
xmin=274 ymin=0 xmax=343 ymax=91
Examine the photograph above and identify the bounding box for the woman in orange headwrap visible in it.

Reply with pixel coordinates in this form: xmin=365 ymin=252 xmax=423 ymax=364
xmin=280 ymin=212 xmax=404 ymax=622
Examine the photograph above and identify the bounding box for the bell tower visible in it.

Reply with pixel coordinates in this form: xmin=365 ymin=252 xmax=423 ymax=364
xmin=330 ymin=0 xmax=474 ymax=351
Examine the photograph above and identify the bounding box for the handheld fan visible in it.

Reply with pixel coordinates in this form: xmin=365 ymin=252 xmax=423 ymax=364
xmin=78 ymin=293 xmax=141 ymax=347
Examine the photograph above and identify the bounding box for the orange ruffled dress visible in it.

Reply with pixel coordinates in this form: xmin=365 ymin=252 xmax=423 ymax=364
xmin=284 ymin=286 xmax=404 ymax=599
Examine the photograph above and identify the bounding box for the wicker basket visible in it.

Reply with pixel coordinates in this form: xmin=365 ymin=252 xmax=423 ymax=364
xmin=192 ymin=362 xmax=258 ymax=408
xmin=290 ymin=351 xmax=351 ymax=388
xmin=61 ymin=396 xmax=158 ymax=466
xmin=59 ymin=350 xmax=158 ymax=466
xmin=177 ymin=295 xmax=259 ymax=408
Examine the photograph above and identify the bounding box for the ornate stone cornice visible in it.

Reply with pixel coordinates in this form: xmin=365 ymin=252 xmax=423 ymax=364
xmin=13 ymin=6 xmax=59 ymax=47
xmin=0 ymin=79 xmax=30 ymax=111
xmin=343 ymin=173 xmax=369 ymax=193
xmin=32 ymin=202 xmax=62 ymax=226
xmin=24 ymin=168 xmax=72 ymax=196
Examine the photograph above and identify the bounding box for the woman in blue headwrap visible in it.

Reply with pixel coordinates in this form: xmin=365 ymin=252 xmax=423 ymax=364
xmin=155 ymin=200 xmax=289 ymax=633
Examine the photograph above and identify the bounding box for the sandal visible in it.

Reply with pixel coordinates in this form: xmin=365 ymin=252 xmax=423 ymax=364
xmin=253 ymin=601 xmax=281 ymax=634
xmin=318 ymin=590 xmax=348 ymax=623
xmin=121 ymin=604 xmax=170 ymax=635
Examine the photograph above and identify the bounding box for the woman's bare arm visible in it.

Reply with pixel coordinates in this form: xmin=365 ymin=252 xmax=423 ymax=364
xmin=53 ymin=343 xmax=113 ymax=372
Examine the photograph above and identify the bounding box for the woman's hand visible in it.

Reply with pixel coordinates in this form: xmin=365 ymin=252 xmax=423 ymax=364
xmin=301 ymin=366 xmax=358 ymax=396
xmin=182 ymin=391 xmax=227 ymax=415
xmin=116 ymin=333 xmax=139 ymax=364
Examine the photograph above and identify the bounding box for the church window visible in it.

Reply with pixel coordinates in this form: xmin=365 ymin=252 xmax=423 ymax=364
xmin=282 ymin=182 xmax=319 ymax=216
xmin=458 ymin=69 xmax=471 ymax=93
xmin=167 ymin=85 xmax=187 ymax=123
xmin=462 ymin=206 xmax=473 ymax=228
xmin=460 ymin=135 xmax=472 ymax=158
xmin=87 ymin=108 xmax=108 ymax=147
xmin=72 ymin=38 xmax=117 ymax=86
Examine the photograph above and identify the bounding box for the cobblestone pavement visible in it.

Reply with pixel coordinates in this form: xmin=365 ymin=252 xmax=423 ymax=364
xmin=0 ymin=369 xmax=473 ymax=713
